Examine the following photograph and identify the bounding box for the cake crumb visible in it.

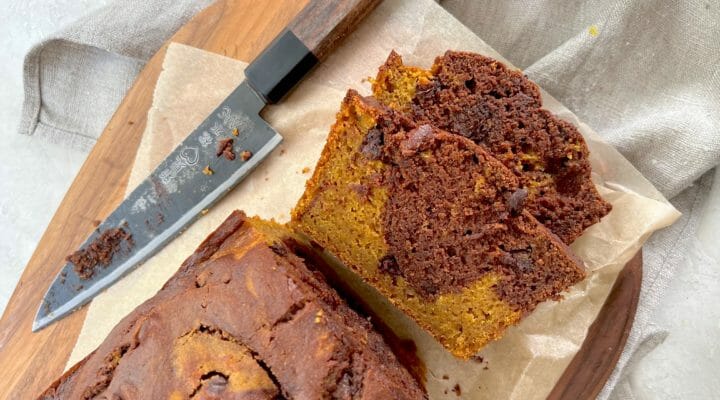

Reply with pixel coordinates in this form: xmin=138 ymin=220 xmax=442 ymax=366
xmin=201 ymin=209 xmax=209 ymax=216
xmin=66 ymin=227 xmax=134 ymax=280
xmin=589 ymin=25 xmax=599 ymax=37
xmin=240 ymin=150 xmax=253 ymax=161
xmin=302 ymin=167 xmax=311 ymax=174
xmin=452 ymin=384 xmax=461 ymax=396
xmin=202 ymin=165 xmax=214 ymax=175
xmin=232 ymin=128 xmax=239 ymax=136
xmin=217 ymin=138 xmax=235 ymax=160
xmin=442 ymin=374 xmax=449 ymax=380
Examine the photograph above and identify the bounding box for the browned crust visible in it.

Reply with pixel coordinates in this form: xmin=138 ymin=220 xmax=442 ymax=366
xmin=39 ymin=211 xmax=425 ymax=400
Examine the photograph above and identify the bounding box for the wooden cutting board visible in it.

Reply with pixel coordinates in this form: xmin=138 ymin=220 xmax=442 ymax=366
xmin=0 ymin=1 xmax=641 ymax=398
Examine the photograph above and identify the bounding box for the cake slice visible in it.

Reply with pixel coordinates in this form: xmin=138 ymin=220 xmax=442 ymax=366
xmin=39 ymin=211 xmax=425 ymax=400
xmin=291 ymin=91 xmax=586 ymax=358
xmin=371 ymin=51 xmax=611 ymax=244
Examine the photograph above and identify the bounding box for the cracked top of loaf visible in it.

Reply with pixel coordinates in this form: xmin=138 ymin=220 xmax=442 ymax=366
xmin=39 ymin=211 xmax=425 ymax=400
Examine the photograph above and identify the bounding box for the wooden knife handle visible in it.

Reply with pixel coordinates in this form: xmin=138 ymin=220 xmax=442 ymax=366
xmin=245 ymin=0 xmax=381 ymax=104
xmin=289 ymin=0 xmax=381 ymax=61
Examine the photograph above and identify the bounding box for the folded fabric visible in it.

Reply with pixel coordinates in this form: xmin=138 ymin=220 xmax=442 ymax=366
xmin=19 ymin=0 xmax=212 ymax=151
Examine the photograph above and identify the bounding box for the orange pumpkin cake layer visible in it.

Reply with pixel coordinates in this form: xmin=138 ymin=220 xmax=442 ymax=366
xmin=292 ymin=91 xmax=586 ymax=358
xmin=372 ymin=51 xmax=611 ymax=244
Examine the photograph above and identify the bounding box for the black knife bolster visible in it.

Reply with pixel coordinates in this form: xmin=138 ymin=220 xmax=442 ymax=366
xmin=245 ymin=29 xmax=318 ymax=104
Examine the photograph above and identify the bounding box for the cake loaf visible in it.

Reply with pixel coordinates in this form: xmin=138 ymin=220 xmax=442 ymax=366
xmin=292 ymin=91 xmax=586 ymax=358
xmin=39 ymin=211 xmax=425 ymax=400
xmin=372 ymin=51 xmax=611 ymax=244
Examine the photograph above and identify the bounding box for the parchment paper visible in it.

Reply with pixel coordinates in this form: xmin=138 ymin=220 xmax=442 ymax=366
xmin=68 ymin=0 xmax=680 ymax=398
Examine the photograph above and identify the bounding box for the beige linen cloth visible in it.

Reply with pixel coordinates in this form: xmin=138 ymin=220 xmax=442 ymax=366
xmin=19 ymin=0 xmax=719 ymax=398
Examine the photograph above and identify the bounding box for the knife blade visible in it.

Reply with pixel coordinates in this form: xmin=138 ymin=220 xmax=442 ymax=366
xmin=34 ymin=0 xmax=381 ymax=331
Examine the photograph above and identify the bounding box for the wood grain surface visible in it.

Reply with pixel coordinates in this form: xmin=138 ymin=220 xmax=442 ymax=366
xmin=289 ymin=0 xmax=381 ymax=60
xmin=0 ymin=1 xmax=641 ymax=399
xmin=548 ymin=251 xmax=643 ymax=400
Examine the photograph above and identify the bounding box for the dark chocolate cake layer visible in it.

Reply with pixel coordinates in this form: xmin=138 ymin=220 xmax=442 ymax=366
xmin=372 ymin=51 xmax=612 ymax=244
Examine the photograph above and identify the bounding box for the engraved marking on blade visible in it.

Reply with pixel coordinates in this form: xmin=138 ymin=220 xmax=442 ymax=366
xmin=132 ymin=197 xmax=148 ymax=213
xmin=199 ymin=131 xmax=213 ymax=147
xmin=131 ymin=185 xmax=160 ymax=214
xmin=210 ymin=121 xmax=225 ymax=137
xmin=159 ymin=146 xmax=201 ymax=193
xmin=218 ymin=106 xmax=253 ymax=132
xmin=179 ymin=147 xmax=199 ymax=165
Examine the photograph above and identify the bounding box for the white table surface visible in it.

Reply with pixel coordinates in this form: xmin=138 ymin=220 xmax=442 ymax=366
xmin=0 ymin=2 xmax=717 ymax=399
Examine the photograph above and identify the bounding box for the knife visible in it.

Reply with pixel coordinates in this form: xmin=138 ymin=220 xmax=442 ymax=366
xmin=34 ymin=0 xmax=381 ymax=332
